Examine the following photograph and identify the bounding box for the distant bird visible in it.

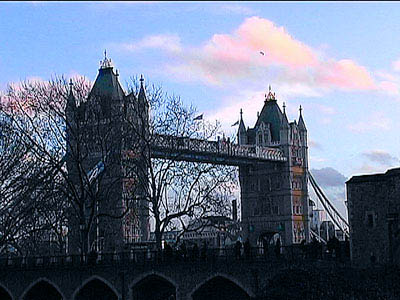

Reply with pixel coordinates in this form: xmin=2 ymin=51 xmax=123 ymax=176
xmin=260 ymin=51 xmax=265 ymax=56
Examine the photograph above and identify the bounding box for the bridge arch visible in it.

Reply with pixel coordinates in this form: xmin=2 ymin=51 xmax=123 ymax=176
xmin=21 ymin=277 xmax=64 ymax=300
xmin=72 ymin=275 xmax=120 ymax=300
xmin=190 ymin=273 xmax=253 ymax=300
xmin=0 ymin=282 xmax=13 ymax=300
xmin=129 ymin=271 xmax=177 ymax=300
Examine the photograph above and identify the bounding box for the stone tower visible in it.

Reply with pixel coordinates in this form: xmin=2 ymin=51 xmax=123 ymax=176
xmin=66 ymin=55 xmax=149 ymax=254
xmin=238 ymin=87 xmax=309 ymax=246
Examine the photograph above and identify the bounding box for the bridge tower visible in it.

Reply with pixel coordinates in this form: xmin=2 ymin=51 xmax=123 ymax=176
xmin=237 ymin=87 xmax=310 ymax=246
xmin=66 ymin=54 xmax=149 ymax=254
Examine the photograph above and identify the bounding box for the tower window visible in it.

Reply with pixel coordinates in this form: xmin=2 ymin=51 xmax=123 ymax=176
xmin=366 ymin=211 xmax=375 ymax=228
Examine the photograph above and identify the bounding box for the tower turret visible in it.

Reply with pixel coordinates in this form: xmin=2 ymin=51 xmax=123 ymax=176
xmin=280 ymin=101 xmax=290 ymax=146
xmin=237 ymin=109 xmax=247 ymax=145
xmin=255 ymin=86 xmax=284 ymax=143
xmin=298 ymin=105 xmax=307 ymax=147
xmin=298 ymin=105 xmax=307 ymax=132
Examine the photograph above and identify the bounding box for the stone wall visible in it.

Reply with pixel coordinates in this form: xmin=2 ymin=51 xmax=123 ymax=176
xmin=346 ymin=168 xmax=400 ymax=266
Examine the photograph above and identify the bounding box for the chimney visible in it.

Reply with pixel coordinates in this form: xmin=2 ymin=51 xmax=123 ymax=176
xmin=232 ymin=200 xmax=237 ymax=221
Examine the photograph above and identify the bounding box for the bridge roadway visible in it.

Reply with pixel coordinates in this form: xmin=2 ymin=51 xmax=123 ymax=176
xmin=150 ymin=134 xmax=287 ymax=165
xmin=0 ymin=247 xmax=346 ymax=300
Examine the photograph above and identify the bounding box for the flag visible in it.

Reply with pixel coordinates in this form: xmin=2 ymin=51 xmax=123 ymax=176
xmin=87 ymin=160 xmax=105 ymax=183
xmin=260 ymin=51 xmax=265 ymax=56
xmin=193 ymin=114 xmax=203 ymax=121
xmin=231 ymin=120 xmax=239 ymax=126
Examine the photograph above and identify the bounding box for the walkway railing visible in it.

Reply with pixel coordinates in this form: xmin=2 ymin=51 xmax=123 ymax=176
xmin=0 ymin=244 xmax=349 ymax=270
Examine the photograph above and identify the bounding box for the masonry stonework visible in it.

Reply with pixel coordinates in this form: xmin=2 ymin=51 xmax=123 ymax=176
xmin=238 ymin=88 xmax=309 ymax=247
xmin=347 ymin=168 xmax=400 ymax=265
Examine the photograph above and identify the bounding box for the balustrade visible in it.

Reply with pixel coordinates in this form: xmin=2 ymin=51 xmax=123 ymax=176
xmin=0 ymin=244 xmax=350 ymax=270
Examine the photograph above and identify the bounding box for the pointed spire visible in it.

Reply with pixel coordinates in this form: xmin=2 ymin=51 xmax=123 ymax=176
xmin=69 ymin=79 xmax=73 ymax=94
xmin=138 ymin=74 xmax=148 ymax=107
xmin=238 ymin=108 xmax=246 ymax=133
xmin=281 ymin=101 xmax=289 ymax=129
xmin=66 ymin=79 xmax=76 ymax=112
xmin=238 ymin=108 xmax=247 ymax=145
xmin=298 ymin=104 xmax=306 ymax=131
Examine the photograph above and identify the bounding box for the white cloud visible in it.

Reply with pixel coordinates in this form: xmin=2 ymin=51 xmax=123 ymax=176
xmin=392 ymin=58 xmax=400 ymax=72
xmin=309 ymin=140 xmax=323 ymax=150
xmin=348 ymin=112 xmax=391 ymax=133
xmin=119 ymin=34 xmax=182 ymax=54
xmin=362 ymin=149 xmax=399 ymax=166
xmin=219 ymin=4 xmax=256 ymax=16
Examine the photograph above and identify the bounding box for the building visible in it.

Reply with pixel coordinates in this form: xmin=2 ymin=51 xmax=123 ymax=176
xmin=181 ymin=216 xmax=241 ymax=249
xmin=238 ymin=87 xmax=309 ymax=247
xmin=346 ymin=168 xmax=400 ymax=265
xmin=66 ymin=55 xmax=149 ymax=254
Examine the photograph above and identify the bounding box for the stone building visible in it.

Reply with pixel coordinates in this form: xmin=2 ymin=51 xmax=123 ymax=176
xmin=346 ymin=168 xmax=400 ymax=265
xmin=66 ymin=55 xmax=149 ymax=254
xmin=238 ymin=87 xmax=310 ymax=247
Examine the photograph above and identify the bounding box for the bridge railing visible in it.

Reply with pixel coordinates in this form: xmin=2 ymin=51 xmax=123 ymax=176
xmin=151 ymin=134 xmax=287 ymax=162
xmin=0 ymin=244 xmax=349 ymax=269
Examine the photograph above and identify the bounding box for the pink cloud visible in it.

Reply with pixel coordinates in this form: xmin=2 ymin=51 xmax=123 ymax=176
xmin=392 ymin=58 xmax=400 ymax=72
xmin=379 ymin=81 xmax=399 ymax=95
xmin=235 ymin=17 xmax=318 ymax=68
xmin=121 ymin=16 xmax=396 ymax=95
xmin=317 ymin=59 xmax=376 ymax=90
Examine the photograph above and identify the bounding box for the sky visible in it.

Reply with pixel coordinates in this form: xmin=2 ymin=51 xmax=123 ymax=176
xmin=2 ymin=1 xmax=400 ymax=218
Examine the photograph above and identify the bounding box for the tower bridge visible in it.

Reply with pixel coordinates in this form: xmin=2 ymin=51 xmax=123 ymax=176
xmin=65 ymin=55 xmax=347 ymax=254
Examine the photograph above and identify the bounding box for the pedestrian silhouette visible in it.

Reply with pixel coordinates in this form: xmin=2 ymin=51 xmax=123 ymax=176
xmin=274 ymin=238 xmax=281 ymax=258
xmin=164 ymin=242 xmax=173 ymax=261
xmin=244 ymin=238 xmax=251 ymax=260
xmin=192 ymin=243 xmax=199 ymax=260
xmin=234 ymin=240 xmax=242 ymax=259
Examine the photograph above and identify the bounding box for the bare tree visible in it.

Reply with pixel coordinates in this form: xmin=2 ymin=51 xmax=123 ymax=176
xmin=124 ymin=77 xmax=238 ymax=250
xmin=1 ymin=73 xmax=238 ymax=255
xmin=0 ymin=106 xmax=62 ymax=255
xmin=0 ymin=77 xmax=127 ymax=255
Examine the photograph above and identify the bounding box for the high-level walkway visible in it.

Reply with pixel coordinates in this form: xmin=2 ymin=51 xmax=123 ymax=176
xmin=151 ymin=134 xmax=286 ymax=165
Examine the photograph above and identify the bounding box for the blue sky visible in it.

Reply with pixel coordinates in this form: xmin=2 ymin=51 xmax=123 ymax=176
xmin=2 ymin=1 xmax=400 ymax=216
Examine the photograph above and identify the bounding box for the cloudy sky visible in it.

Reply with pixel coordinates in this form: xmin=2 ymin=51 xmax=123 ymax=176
xmin=2 ymin=2 xmax=400 ymax=217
